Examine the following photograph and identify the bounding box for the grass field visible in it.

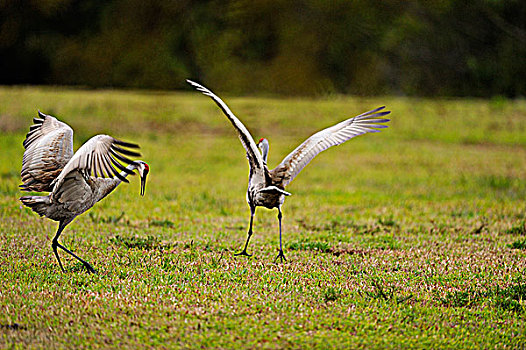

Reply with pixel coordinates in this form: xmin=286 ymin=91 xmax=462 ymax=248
xmin=1 ymin=86 xmax=525 ymax=348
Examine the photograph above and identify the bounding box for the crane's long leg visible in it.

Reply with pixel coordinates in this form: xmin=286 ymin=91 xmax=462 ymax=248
xmin=52 ymin=220 xmax=96 ymax=274
xmin=235 ymin=207 xmax=255 ymax=257
xmin=52 ymin=221 xmax=68 ymax=272
xmin=275 ymin=207 xmax=287 ymax=263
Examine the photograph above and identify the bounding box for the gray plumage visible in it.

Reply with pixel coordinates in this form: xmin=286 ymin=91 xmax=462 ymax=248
xmin=187 ymin=79 xmax=390 ymax=261
xmin=20 ymin=111 xmax=149 ymax=273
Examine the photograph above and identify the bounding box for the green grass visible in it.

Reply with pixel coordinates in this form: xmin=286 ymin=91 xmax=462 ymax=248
xmin=1 ymin=86 xmax=526 ymax=348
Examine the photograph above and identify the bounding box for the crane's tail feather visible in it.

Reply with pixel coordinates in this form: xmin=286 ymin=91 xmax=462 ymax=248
xmin=259 ymin=186 xmax=292 ymax=196
xmin=20 ymin=195 xmax=50 ymax=217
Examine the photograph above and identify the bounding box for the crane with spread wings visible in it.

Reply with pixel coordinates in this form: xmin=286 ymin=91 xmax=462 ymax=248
xmin=187 ymin=80 xmax=390 ymax=262
xmin=20 ymin=111 xmax=149 ymax=273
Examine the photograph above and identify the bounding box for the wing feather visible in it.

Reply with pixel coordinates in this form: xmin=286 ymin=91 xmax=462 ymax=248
xmin=186 ymin=79 xmax=266 ymax=181
xmin=271 ymin=106 xmax=390 ymax=187
xmin=53 ymin=171 xmax=92 ymax=213
xmin=20 ymin=111 xmax=74 ymax=192
xmin=51 ymin=135 xmax=139 ymax=193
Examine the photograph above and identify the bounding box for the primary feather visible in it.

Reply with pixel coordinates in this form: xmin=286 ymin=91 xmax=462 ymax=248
xmin=186 ymin=79 xmax=266 ymax=181
xmin=271 ymin=106 xmax=390 ymax=187
xmin=51 ymin=135 xmax=140 ymax=192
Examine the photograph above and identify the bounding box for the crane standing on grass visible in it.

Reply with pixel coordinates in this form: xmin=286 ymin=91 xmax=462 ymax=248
xmin=187 ymin=80 xmax=390 ymax=262
xmin=20 ymin=111 xmax=149 ymax=273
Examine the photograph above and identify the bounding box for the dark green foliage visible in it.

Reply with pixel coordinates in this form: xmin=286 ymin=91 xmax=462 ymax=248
xmin=1 ymin=0 xmax=524 ymax=96
xmin=110 ymin=234 xmax=161 ymax=250
xmin=288 ymin=240 xmax=331 ymax=253
xmin=509 ymin=239 xmax=526 ymax=250
xmin=88 ymin=212 xmax=126 ymax=224
xmin=377 ymin=215 xmax=398 ymax=228
xmin=366 ymin=279 xmax=413 ymax=304
xmin=323 ymin=287 xmax=342 ymax=302
xmin=367 ymin=278 xmax=395 ymax=301
xmin=149 ymin=219 xmax=175 ymax=228
xmin=506 ymin=222 xmax=526 ymax=235
xmin=439 ymin=289 xmax=487 ymax=308
xmin=438 ymin=279 xmax=526 ymax=313
xmin=494 ymin=282 xmax=526 ymax=313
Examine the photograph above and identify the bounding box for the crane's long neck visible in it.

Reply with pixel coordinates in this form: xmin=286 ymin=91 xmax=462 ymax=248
xmin=260 ymin=141 xmax=269 ymax=164
xmin=95 ymin=163 xmax=138 ymax=202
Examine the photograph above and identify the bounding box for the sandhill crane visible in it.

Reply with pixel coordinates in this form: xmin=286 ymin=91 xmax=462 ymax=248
xmin=187 ymin=79 xmax=390 ymax=262
xmin=20 ymin=111 xmax=149 ymax=273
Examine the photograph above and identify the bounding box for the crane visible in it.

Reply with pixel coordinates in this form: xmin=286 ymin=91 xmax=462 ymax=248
xmin=19 ymin=111 xmax=149 ymax=273
xmin=187 ymin=79 xmax=390 ymax=262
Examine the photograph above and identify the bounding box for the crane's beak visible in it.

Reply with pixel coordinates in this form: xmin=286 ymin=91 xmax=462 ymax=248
xmin=138 ymin=163 xmax=149 ymax=197
xmin=140 ymin=172 xmax=147 ymax=196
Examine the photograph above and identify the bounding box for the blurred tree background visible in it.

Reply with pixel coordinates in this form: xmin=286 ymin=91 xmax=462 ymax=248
xmin=0 ymin=0 xmax=524 ymax=96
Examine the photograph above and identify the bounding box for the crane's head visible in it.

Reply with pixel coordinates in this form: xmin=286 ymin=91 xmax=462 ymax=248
xmin=257 ymin=138 xmax=269 ymax=163
xmin=134 ymin=161 xmax=149 ymax=196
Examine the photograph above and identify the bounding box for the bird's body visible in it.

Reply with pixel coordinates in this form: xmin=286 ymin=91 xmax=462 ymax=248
xmin=248 ymin=183 xmax=286 ymax=210
xmin=21 ymin=163 xmax=140 ymax=221
xmin=187 ymin=79 xmax=390 ymax=261
xmin=20 ymin=111 xmax=149 ymax=273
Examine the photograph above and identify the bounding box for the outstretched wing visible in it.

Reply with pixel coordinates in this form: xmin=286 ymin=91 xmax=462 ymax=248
xmin=186 ymin=79 xmax=266 ymax=180
xmin=271 ymin=106 xmax=390 ymax=187
xmin=21 ymin=111 xmax=74 ymax=192
xmin=51 ymin=135 xmax=140 ymax=193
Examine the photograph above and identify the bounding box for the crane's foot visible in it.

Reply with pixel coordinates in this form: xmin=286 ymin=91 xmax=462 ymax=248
xmin=83 ymin=262 xmax=97 ymax=274
xmin=234 ymin=250 xmax=252 ymax=258
xmin=274 ymin=250 xmax=287 ymax=263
